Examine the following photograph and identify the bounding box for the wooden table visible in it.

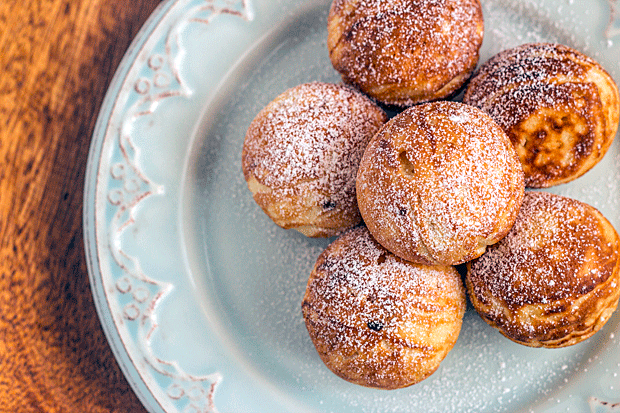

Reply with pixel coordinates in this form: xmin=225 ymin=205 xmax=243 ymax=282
xmin=0 ymin=0 xmax=163 ymax=410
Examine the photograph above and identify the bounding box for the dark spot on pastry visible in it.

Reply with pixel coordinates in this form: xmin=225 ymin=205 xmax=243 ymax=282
xmin=399 ymin=208 xmax=407 ymax=216
xmin=322 ymin=200 xmax=337 ymax=210
xmin=344 ymin=20 xmax=362 ymax=41
xmin=377 ymin=252 xmax=387 ymax=264
xmin=544 ymin=304 xmax=568 ymax=315
xmin=367 ymin=320 xmax=384 ymax=331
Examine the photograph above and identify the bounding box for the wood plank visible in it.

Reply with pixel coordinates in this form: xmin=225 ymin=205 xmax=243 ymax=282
xmin=0 ymin=0 xmax=160 ymax=410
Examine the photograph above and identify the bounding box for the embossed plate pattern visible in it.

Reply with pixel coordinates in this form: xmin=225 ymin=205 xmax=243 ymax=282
xmin=84 ymin=0 xmax=620 ymax=412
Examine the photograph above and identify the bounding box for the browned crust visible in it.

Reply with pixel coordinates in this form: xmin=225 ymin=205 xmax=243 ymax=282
xmin=301 ymin=226 xmax=466 ymax=389
xmin=327 ymin=0 xmax=484 ymax=106
xmin=464 ymin=43 xmax=620 ymax=188
xmin=356 ymin=101 xmax=525 ymax=265
xmin=466 ymin=191 xmax=620 ymax=348
xmin=241 ymin=82 xmax=387 ymax=237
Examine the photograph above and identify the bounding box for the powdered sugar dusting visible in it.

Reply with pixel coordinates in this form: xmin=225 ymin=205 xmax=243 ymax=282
xmin=183 ymin=0 xmax=620 ymax=411
xmin=328 ymin=0 xmax=483 ymax=105
xmin=242 ymin=81 xmax=386 ymax=234
xmin=302 ymin=226 xmax=465 ymax=389
xmin=469 ymin=192 xmax=618 ymax=310
xmin=357 ymin=101 xmax=524 ymax=265
xmin=463 ymin=42 xmax=619 ymax=188
xmin=464 ymin=43 xmax=589 ymax=130
xmin=244 ymin=82 xmax=384 ymax=196
xmin=305 ymin=227 xmax=463 ymax=327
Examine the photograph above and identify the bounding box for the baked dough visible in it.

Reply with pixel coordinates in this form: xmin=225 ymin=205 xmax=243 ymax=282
xmin=327 ymin=0 xmax=484 ymax=106
xmin=302 ymin=225 xmax=466 ymax=389
xmin=242 ymin=82 xmax=387 ymax=237
xmin=356 ymin=101 xmax=525 ymax=265
xmin=466 ymin=191 xmax=620 ymax=348
xmin=464 ymin=43 xmax=620 ymax=188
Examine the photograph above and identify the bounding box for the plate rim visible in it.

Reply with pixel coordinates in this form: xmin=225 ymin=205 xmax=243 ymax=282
xmin=82 ymin=0 xmax=620 ymax=412
xmin=83 ymin=0 xmax=179 ymax=411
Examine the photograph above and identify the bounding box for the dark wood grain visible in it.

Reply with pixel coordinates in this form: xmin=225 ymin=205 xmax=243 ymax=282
xmin=0 ymin=0 xmax=161 ymax=410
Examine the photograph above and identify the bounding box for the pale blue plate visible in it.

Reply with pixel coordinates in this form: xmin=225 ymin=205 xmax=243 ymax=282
xmin=84 ymin=0 xmax=620 ymax=412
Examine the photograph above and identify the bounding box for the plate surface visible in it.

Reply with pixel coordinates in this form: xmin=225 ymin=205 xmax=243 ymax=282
xmin=84 ymin=0 xmax=620 ymax=412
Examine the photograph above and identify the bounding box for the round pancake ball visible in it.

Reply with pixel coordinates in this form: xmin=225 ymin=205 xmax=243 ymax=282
xmin=327 ymin=0 xmax=484 ymax=106
xmin=466 ymin=191 xmax=620 ymax=348
xmin=464 ymin=43 xmax=620 ymax=188
xmin=356 ymin=101 xmax=525 ymax=266
xmin=242 ymin=82 xmax=387 ymax=237
xmin=302 ymin=225 xmax=466 ymax=389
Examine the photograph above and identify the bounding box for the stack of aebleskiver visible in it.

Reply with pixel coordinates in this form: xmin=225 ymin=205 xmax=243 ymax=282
xmin=240 ymin=0 xmax=620 ymax=390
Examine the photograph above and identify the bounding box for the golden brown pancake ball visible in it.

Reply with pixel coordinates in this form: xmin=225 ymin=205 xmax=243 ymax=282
xmin=356 ymin=101 xmax=525 ymax=266
xmin=327 ymin=0 xmax=484 ymax=106
xmin=242 ymin=82 xmax=387 ymax=237
xmin=464 ymin=43 xmax=620 ymax=188
xmin=466 ymin=191 xmax=620 ymax=348
xmin=302 ymin=225 xmax=466 ymax=389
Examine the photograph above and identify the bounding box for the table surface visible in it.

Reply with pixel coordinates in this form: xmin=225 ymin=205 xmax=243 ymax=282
xmin=0 ymin=0 xmax=163 ymax=411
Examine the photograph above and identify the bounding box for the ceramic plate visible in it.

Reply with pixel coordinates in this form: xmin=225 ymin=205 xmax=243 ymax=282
xmin=84 ymin=0 xmax=620 ymax=411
